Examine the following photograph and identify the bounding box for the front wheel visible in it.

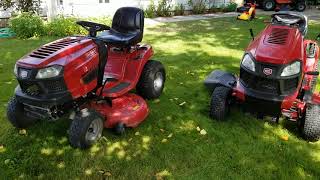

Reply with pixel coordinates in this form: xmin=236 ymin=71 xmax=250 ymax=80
xmin=69 ymin=109 xmax=104 ymax=149
xmin=301 ymin=104 xmax=320 ymax=141
xmin=7 ymin=96 xmax=38 ymax=128
xmin=136 ymin=60 xmax=166 ymax=99
xmin=209 ymin=86 xmax=232 ymax=121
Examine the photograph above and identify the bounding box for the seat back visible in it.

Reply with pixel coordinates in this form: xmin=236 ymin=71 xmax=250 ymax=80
xmin=271 ymin=12 xmax=308 ymax=36
xmin=112 ymin=7 xmax=144 ymax=42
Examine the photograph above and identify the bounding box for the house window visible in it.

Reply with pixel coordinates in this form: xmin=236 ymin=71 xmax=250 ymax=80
xmin=99 ymin=0 xmax=109 ymax=3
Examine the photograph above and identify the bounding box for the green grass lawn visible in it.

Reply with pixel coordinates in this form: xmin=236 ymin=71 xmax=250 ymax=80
xmin=1 ymin=17 xmax=320 ymax=179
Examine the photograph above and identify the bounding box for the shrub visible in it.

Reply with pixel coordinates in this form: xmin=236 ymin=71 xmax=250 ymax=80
xmin=46 ymin=16 xmax=82 ymax=37
xmin=188 ymin=0 xmax=207 ymax=14
xmin=145 ymin=0 xmax=156 ymax=18
xmin=9 ymin=12 xmax=45 ymax=39
xmin=46 ymin=16 xmax=111 ymax=37
xmin=173 ymin=3 xmax=185 ymax=16
xmin=156 ymin=0 xmax=172 ymax=17
xmin=224 ymin=2 xmax=237 ymax=12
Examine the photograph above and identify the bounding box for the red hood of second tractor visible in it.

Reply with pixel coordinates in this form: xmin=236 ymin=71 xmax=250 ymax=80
xmin=246 ymin=25 xmax=304 ymax=65
xmin=16 ymin=37 xmax=95 ymax=68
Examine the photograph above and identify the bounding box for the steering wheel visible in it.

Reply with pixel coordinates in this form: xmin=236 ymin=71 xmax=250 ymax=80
xmin=76 ymin=21 xmax=110 ymax=37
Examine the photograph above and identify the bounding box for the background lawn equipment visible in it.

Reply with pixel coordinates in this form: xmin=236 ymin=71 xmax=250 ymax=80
xmin=205 ymin=12 xmax=320 ymax=141
xmin=7 ymin=7 xmax=166 ymax=149
xmin=257 ymin=0 xmax=307 ymax=11
xmin=237 ymin=3 xmax=257 ymax=21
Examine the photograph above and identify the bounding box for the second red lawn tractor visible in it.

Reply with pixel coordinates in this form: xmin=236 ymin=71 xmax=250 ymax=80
xmin=205 ymin=12 xmax=320 ymax=141
xmin=6 ymin=7 xmax=166 ymax=149
xmin=258 ymin=0 xmax=306 ymax=11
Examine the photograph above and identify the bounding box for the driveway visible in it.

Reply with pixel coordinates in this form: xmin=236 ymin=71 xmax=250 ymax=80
xmin=145 ymin=7 xmax=320 ymax=26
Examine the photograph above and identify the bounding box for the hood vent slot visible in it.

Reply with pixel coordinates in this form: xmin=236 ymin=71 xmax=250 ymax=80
xmin=29 ymin=39 xmax=78 ymax=59
xmin=267 ymin=28 xmax=289 ymax=45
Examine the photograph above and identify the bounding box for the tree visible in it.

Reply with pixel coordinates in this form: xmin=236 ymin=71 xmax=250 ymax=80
xmin=0 ymin=0 xmax=41 ymax=13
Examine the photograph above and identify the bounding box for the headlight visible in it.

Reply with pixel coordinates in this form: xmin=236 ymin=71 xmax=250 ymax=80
xmin=14 ymin=64 xmax=18 ymax=76
xmin=36 ymin=65 xmax=63 ymax=79
xmin=241 ymin=54 xmax=255 ymax=72
xmin=281 ymin=61 xmax=301 ymax=77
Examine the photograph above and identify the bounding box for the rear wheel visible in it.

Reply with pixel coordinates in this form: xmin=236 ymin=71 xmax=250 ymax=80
xmin=209 ymin=86 xmax=232 ymax=121
xmin=69 ymin=109 xmax=104 ymax=149
xmin=296 ymin=2 xmax=306 ymax=12
xmin=301 ymin=104 xmax=320 ymax=141
xmin=6 ymin=96 xmax=38 ymax=128
xmin=262 ymin=0 xmax=276 ymax=11
xmin=137 ymin=60 xmax=166 ymax=99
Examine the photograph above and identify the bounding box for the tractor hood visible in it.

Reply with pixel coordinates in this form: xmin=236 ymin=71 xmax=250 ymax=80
xmin=246 ymin=25 xmax=304 ymax=65
xmin=16 ymin=37 xmax=95 ymax=68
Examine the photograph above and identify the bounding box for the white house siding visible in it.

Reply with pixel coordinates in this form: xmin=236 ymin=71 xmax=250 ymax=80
xmin=0 ymin=0 xmax=240 ymax=18
xmin=56 ymin=0 xmax=236 ymax=17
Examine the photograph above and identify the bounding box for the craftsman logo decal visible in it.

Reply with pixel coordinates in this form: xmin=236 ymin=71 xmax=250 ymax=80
xmin=263 ymin=68 xmax=272 ymax=76
xmin=19 ymin=69 xmax=28 ymax=79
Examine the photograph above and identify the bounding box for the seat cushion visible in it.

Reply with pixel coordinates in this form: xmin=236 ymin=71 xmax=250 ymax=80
xmin=98 ymin=28 xmax=142 ymax=47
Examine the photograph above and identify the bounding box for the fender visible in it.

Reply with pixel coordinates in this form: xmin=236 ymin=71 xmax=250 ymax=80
xmin=204 ymin=70 xmax=236 ymax=93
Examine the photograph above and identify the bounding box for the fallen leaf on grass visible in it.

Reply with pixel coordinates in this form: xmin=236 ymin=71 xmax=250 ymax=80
xmin=153 ymin=99 xmax=160 ymax=103
xmin=104 ymin=171 xmax=112 ymax=176
xmin=0 ymin=145 xmax=5 ymax=153
xmin=281 ymin=136 xmax=289 ymax=141
xmin=155 ymin=170 xmax=171 ymax=180
xmin=200 ymin=129 xmax=207 ymax=135
xmin=85 ymin=169 xmax=92 ymax=176
xmin=168 ymin=133 xmax=173 ymax=138
xmin=174 ymin=98 xmax=179 ymax=101
xmin=5 ymin=81 xmax=12 ymax=84
xmin=19 ymin=129 xmax=27 ymax=135
xmin=179 ymin=102 xmax=186 ymax=106
xmin=161 ymin=138 xmax=168 ymax=143
xmin=135 ymin=132 xmax=140 ymax=136
xmin=196 ymin=126 xmax=201 ymax=131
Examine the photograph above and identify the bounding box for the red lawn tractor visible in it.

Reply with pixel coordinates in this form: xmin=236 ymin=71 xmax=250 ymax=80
xmin=205 ymin=12 xmax=320 ymax=141
xmin=7 ymin=7 xmax=166 ymax=149
xmin=259 ymin=0 xmax=306 ymax=11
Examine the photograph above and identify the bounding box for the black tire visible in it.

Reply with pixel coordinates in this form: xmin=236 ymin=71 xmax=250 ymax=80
xmin=6 ymin=96 xmax=38 ymax=128
xmin=296 ymin=2 xmax=306 ymax=12
xmin=69 ymin=109 xmax=104 ymax=149
xmin=209 ymin=86 xmax=232 ymax=121
xmin=136 ymin=60 xmax=166 ymax=99
xmin=302 ymin=104 xmax=320 ymax=141
xmin=262 ymin=0 xmax=276 ymax=11
xmin=115 ymin=122 xmax=125 ymax=135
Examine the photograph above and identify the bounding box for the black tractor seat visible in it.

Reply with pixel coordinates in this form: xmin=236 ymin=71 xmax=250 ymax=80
xmin=271 ymin=12 xmax=308 ymax=36
xmin=98 ymin=7 xmax=144 ymax=47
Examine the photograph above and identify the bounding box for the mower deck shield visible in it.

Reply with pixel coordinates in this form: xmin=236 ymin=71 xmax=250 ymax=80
xmin=204 ymin=70 xmax=236 ymax=93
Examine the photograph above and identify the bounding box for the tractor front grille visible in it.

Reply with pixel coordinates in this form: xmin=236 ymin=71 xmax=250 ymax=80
xmin=17 ymin=68 xmax=67 ymax=97
xmin=18 ymin=79 xmax=67 ymax=97
xmin=240 ymin=68 xmax=299 ymax=95
xmin=19 ymin=81 xmax=42 ymax=96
